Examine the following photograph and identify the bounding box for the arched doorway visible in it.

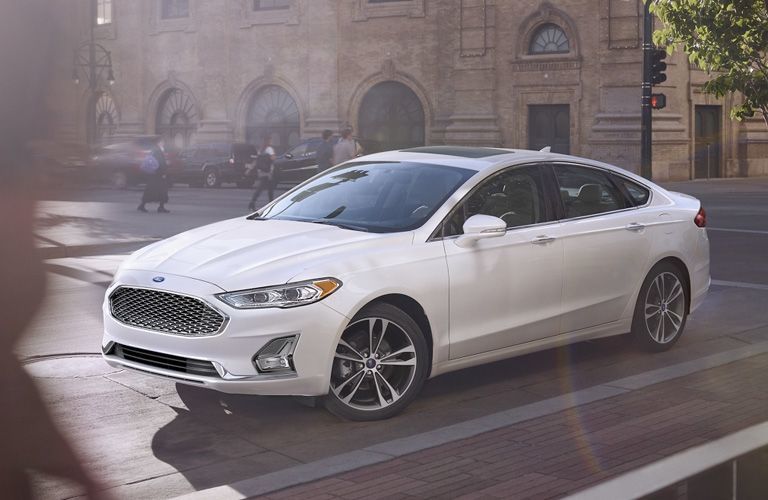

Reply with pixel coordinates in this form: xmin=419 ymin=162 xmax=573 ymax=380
xmin=88 ymin=92 xmax=118 ymax=145
xmin=358 ymin=81 xmax=425 ymax=152
xmin=156 ymin=88 xmax=198 ymax=148
xmin=245 ymin=85 xmax=300 ymax=154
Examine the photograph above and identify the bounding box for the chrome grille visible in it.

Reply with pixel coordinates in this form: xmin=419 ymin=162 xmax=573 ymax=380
xmin=108 ymin=343 xmax=220 ymax=378
xmin=109 ymin=286 xmax=226 ymax=336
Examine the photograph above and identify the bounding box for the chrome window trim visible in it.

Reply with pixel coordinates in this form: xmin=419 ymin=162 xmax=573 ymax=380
xmin=108 ymin=285 xmax=231 ymax=337
xmin=549 ymin=161 xmax=653 ymax=223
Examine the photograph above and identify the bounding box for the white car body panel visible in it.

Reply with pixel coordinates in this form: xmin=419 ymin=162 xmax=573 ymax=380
xmin=102 ymin=148 xmax=710 ymax=398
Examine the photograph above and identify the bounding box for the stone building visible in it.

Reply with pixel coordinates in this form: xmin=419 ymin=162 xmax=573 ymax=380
xmin=46 ymin=0 xmax=768 ymax=180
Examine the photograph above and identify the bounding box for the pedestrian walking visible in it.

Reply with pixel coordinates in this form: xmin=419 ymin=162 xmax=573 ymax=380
xmin=332 ymin=125 xmax=360 ymax=165
xmin=137 ymin=137 xmax=170 ymax=213
xmin=248 ymin=134 xmax=277 ymax=211
xmin=316 ymin=129 xmax=334 ymax=172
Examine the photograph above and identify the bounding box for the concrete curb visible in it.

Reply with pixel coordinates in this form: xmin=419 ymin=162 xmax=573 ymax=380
xmin=37 ymin=239 xmax=158 ymax=260
xmin=173 ymin=341 xmax=768 ymax=500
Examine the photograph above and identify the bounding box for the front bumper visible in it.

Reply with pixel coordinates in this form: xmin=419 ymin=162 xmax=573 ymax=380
xmin=102 ymin=270 xmax=349 ymax=396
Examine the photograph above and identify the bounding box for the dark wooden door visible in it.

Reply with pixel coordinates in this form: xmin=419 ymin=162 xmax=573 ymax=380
xmin=694 ymin=105 xmax=722 ymax=179
xmin=529 ymin=105 xmax=570 ymax=154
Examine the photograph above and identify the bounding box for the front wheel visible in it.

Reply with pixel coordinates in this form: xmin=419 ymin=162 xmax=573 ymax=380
xmin=324 ymin=303 xmax=429 ymax=421
xmin=203 ymin=166 xmax=220 ymax=188
xmin=632 ymin=262 xmax=688 ymax=352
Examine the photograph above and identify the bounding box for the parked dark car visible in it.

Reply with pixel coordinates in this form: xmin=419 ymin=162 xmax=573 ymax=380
xmin=274 ymin=137 xmax=380 ymax=185
xmin=91 ymin=136 xmax=183 ymax=189
xmin=176 ymin=142 xmax=257 ymax=188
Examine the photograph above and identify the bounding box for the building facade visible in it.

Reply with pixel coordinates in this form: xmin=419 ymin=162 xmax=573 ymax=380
xmin=46 ymin=0 xmax=768 ymax=180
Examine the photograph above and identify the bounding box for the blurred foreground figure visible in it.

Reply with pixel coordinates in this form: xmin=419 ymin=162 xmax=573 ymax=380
xmin=0 ymin=1 xmax=104 ymax=497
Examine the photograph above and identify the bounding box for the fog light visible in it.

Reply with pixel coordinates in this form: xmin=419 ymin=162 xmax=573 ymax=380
xmin=253 ymin=336 xmax=298 ymax=374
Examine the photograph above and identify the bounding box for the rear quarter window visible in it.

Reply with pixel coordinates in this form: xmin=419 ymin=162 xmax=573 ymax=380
xmin=613 ymin=175 xmax=651 ymax=206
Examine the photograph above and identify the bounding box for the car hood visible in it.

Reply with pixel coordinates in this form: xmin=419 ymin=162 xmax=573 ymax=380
xmin=120 ymin=217 xmax=409 ymax=291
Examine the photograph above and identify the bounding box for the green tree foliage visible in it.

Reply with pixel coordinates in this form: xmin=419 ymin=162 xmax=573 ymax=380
xmin=651 ymin=0 xmax=768 ymax=125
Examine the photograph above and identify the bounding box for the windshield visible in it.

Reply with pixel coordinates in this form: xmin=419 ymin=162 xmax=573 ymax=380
xmin=258 ymin=162 xmax=475 ymax=233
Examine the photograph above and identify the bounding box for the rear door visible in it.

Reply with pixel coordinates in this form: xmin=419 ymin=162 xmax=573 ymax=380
xmin=551 ymin=163 xmax=652 ymax=333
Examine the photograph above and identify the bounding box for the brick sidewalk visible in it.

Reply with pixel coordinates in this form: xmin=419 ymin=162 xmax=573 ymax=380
xmin=261 ymin=353 xmax=768 ymax=499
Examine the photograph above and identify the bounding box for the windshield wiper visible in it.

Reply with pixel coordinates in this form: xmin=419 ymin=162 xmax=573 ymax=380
xmin=310 ymin=219 xmax=369 ymax=232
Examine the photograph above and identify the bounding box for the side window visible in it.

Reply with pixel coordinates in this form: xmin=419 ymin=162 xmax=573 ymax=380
xmin=289 ymin=143 xmax=308 ymax=157
xmin=554 ymin=165 xmax=626 ymax=219
xmin=305 ymin=141 xmax=320 ymax=155
xmin=613 ymin=175 xmax=651 ymax=206
xmin=444 ymin=166 xmax=547 ymax=237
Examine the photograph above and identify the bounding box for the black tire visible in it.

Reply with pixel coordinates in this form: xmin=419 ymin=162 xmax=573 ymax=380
xmin=203 ymin=166 xmax=221 ymax=188
xmin=111 ymin=170 xmax=128 ymax=190
xmin=324 ymin=302 xmax=429 ymax=421
xmin=631 ymin=261 xmax=688 ymax=352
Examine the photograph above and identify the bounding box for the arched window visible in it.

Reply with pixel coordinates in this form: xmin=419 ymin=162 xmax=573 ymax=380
xmin=245 ymin=85 xmax=300 ymax=153
xmin=358 ymin=81 xmax=425 ymax=152
xmin=529 ymin=23 xmax=570 ymax=54
xmin=88 ymin=92 xmax=118 ymax=145
xmin=156 ymin=88 xmax=198 ymax=148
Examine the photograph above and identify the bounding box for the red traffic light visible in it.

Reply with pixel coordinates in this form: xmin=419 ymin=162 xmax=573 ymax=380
xmin=650 ymin=93 xmax=666 ymax=110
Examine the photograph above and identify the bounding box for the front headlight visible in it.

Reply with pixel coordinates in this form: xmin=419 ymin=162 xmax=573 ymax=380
xmin=216 ymin=278 xmax=341 ymax=309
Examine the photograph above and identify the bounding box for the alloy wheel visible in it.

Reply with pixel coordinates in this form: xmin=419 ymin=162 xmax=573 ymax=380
xmin=643 ymin=271 xmax=686 ymax=344
xmin=330 ymin=317 xmax=418 ymax=412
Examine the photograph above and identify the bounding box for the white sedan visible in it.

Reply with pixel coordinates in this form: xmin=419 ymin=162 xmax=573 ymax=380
xmin=102 ymin=147 xmax=710 ymax=421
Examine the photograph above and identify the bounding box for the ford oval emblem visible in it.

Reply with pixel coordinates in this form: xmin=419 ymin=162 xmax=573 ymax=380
xmin=152 ymin=276 xmax=165 ymax=283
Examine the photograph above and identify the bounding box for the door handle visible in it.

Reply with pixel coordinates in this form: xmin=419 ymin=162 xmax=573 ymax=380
xmin=531 ymin=235 xmax=556 ymax=245
xmin=625 ymin=222 xmax=645 ymax=232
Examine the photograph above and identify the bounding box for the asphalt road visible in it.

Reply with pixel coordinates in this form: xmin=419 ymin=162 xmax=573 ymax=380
xmin=20 ymin=178 xmax=768 ymax=499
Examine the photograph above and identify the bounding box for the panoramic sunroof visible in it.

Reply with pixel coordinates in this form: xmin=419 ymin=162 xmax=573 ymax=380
xmin=401 ymin=146 xmax=513 ymax=159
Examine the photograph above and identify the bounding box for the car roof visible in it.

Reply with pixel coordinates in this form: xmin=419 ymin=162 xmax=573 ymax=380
xmin=356 ymin=146 xmax=648 ymax=185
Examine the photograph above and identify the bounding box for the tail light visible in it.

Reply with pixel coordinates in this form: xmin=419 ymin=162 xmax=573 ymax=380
xmin=694 ymin=206 xmax=706 ymax=227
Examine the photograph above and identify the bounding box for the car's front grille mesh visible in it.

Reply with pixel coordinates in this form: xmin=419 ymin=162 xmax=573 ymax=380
xmin=109 ymin=343 xmax=220 ymax=378
xmin=109 ymin=286 xmax=226 ymax=336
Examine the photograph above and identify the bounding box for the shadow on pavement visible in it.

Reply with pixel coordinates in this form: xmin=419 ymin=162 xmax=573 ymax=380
xmin=149 ymin=336 xmax=638 ymax=493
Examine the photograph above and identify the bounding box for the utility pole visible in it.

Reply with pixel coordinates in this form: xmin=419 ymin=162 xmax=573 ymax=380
xmin=641 ymin=0 xmax=653 ymax=179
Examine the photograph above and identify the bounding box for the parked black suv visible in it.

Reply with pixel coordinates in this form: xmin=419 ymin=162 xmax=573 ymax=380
xmin=176 ymin=142 xmax=257 ymax=188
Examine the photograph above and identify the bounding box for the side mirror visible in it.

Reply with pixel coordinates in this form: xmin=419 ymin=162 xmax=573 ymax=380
xmin=455 ymin=214 xmax=506 ymax=248
xmin=284 ymin=153 xmax=293 ymax=159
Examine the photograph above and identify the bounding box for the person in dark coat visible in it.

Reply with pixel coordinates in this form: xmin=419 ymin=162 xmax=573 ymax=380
xmin=316 ymin=129 xmax=334 ymax=172
xmin=248 ymin=134 xmax=277 ymax=211
xmin=137 ymin=137 xmax=170 ymax=213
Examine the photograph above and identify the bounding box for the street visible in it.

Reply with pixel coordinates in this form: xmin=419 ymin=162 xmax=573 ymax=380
xmin=22 ymin=179 xmax=768 ymax=499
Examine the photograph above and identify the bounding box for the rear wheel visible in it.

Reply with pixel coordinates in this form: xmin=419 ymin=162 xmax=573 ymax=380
xmin=324 ymin=303 xmax=429 ymax=421
xmin=632 ymin=262 xmax=688 ymax=352
xmin=111 ymin=171 xmax=128 ymax=190
xmin=203 ymin=166 xmax=220 ymax=188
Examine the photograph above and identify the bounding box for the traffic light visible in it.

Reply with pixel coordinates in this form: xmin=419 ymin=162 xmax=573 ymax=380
xmin=650 ymin=48 xmax=667 ymax=85
xmin=650 ymin=93 xmax=666 ymax=110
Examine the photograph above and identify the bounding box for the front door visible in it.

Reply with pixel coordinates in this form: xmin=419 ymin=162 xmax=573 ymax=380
xmin=442 ymin=165 xmax=564 ymax=359
xmin=529 ymin=105 xmax=570 ymax=154
xmin=694 ymin=106 xmax=722 ymax=179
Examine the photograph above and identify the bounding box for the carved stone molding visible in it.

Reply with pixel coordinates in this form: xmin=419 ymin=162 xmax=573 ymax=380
xmin=510 ymin=59 xmax=581 ymax=72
